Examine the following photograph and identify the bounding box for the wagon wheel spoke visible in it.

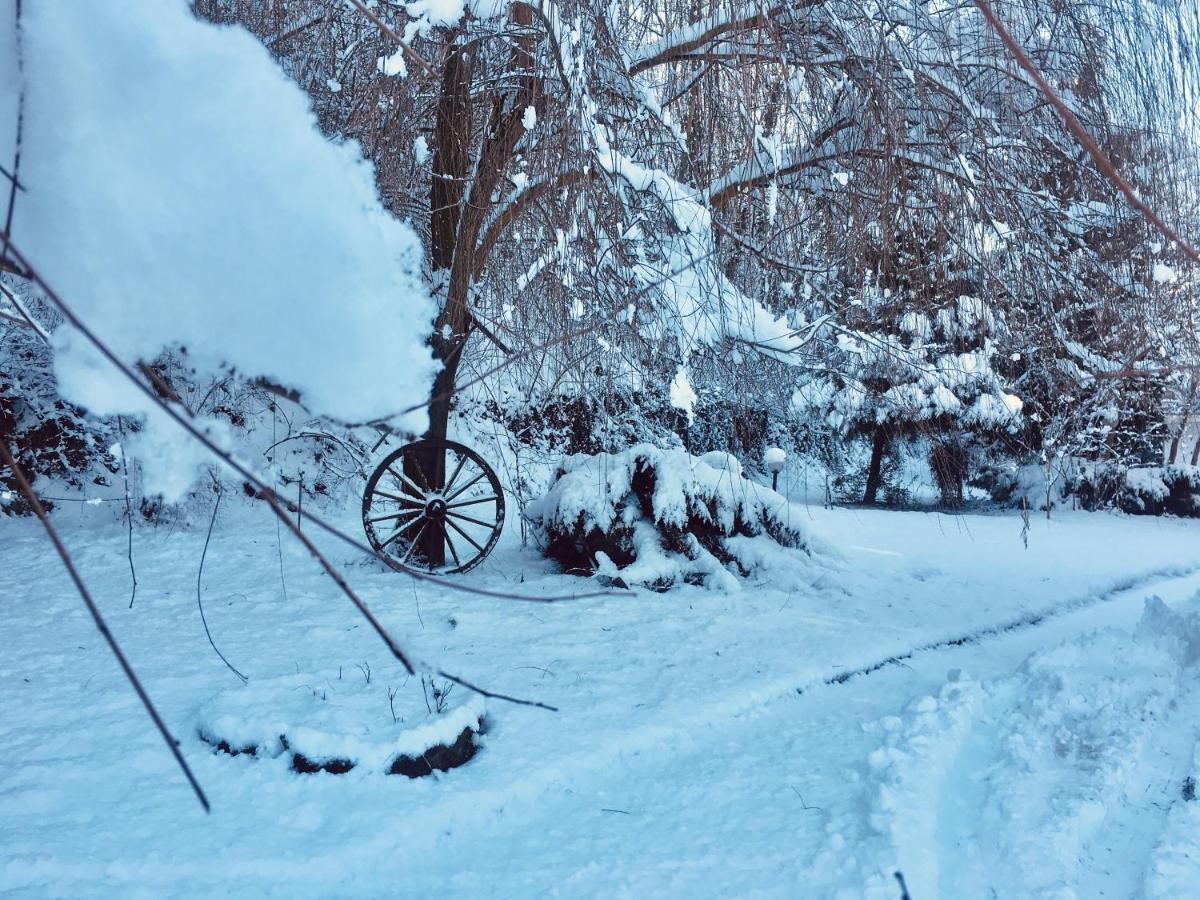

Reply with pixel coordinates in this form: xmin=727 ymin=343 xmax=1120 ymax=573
xmin=367 ymin=508 xmax=422 ymax=526
xmin=445 ymin=517 xmax=485 ymax=554
xmin=446 ymin=495 xmax=499 ymax=510
xmin=408 ymin=453 xmax=435 ymax=492
xmin=441 ymin=521 xmax=463 ymax=569
xmin=445 ymin=471 xmax=486 ymax=503
xmin=380 ymin=516 xmax=424 ymax=552
xmin=447 ymin=509 xmax=496 ymax=530
xmin=443 ymin=451 xmax=469 ymax=495
xmin=386 ymin=466 xmax=428 ymax=501
xmin=401 ymin=519 xmax=431 ymax=565
xmin=371 ymin=489 xmax=422 ymax=506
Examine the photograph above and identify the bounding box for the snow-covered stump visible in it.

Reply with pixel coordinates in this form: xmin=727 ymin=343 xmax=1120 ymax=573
xmin=196 ymin=675 xmax=485 ymax=778
xmin=529 ymin=445 xmax=811 ymax=590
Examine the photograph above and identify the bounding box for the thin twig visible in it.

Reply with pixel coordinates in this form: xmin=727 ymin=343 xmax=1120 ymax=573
xmin=0 ymin=282 xmax=50 ymax=342
xmin=196 ymin=481 xmax=248 ymax=683
xmin=117 ymin=418 xmax=138 ymax=608
xmin=434 ymin=668 xmax=558 ymax=711
xmin=343 ymin=0 xmax=437 ymax=78
xmin=269 ymin=403 xmax=289 ymax=604
xmin=0 ymin=309 xmax=29 ymax=328
xmin=0 ymin=439 xmax=210 ymax=812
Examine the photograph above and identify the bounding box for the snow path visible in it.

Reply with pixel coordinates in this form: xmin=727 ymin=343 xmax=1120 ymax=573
xmin=4 ymin=503 xmax=1200 ymax=896
xmin=809 ymin=568 xmax=1200 ymax=899
xmin=407 ymin=568 xmax=1200 ymax=897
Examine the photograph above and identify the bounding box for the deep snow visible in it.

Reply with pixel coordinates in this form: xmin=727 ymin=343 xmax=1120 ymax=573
xmin=4 ymin=495 xmax=1200 ymax=897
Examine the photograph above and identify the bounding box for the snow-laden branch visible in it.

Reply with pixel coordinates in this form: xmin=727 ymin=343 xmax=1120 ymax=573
xmin=627 ymin=0 xmax=825 ymax=75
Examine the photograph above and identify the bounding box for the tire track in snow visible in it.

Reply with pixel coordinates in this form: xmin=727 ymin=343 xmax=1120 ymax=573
xmin=818 ymin=562 xmax=1200 ymax=690
xmin=375 ymin=565 xmax=1200 ymax=846
xmin=833 ymin=566 xmax=1200 ymax=899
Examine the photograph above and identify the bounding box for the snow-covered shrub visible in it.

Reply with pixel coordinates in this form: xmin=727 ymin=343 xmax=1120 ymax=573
xmin=1060 ymin=464 xmax=1200 ymax=517
xmin=529 ymin=445 xmax=811 ymax=590
xmin=0 ymin=302 xmax=117 ymax=513
xmin=197 ymin=672 xmax=486 ymax=777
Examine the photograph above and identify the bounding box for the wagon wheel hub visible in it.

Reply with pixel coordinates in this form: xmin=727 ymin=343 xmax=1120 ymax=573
xmin=425 ymin=497 xmax=448 ymax=520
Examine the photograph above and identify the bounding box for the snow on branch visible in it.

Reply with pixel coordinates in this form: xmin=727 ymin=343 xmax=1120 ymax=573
xmin=627 ymin=0 xmax=824 ymax=75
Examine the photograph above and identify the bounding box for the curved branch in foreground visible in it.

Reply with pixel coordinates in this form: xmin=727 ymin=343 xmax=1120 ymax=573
xmin=1 ymin=230 xmax=618 ymax=712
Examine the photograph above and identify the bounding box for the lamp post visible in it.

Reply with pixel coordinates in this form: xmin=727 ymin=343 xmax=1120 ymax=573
xmin=764 ymin=447 xmax=786 ymax=492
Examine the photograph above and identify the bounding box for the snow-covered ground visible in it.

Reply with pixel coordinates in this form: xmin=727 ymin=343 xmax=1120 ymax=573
xmin=4 ymin=495 xmax=1200 ymax=897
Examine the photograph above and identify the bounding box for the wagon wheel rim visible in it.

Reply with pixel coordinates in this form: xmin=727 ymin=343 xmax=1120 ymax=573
xmin=362 ymin=439 xmax=505 ymax=575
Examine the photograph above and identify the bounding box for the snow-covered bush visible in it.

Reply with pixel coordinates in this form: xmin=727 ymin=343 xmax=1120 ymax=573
xmin=529 ymin=445 xmax=811 ymax=590
xmin=0 ymin=298 xmax=117 ymax=512
xmin=197 ymin=673 xmax=485 ymax=777
xmin=1065 ymin=464 xmax=1200 ymax=517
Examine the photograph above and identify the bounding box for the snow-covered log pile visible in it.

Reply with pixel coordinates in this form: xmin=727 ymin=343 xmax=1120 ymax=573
xmin=529 ymin=446 xmax=811 ymax=590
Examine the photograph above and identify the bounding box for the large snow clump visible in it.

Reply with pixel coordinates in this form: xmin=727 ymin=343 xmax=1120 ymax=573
xmin=0 ymin=0 xmax=437 ymax=498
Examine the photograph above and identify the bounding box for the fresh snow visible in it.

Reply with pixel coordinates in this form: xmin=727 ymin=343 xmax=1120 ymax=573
xmin=669 ymin=366 xmax=698 ymax=424
xmin=5 ymin=494 xmax=1200 ymax=896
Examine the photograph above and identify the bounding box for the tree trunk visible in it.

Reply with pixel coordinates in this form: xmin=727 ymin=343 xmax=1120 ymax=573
xmin=863 ymin=425 xmax=888 ymax=504
xmin=930 ymin=439 xmax=966 ymax=508
xmin=413 ymin=11 xmax=539 ymax=565
xmin=426 ymin=35 xmax=473 ymax=444
xmin=407 ymin=35 xmax=474 ymax=567
xmin=1170 ymin=378 xmax=1199 ymax=465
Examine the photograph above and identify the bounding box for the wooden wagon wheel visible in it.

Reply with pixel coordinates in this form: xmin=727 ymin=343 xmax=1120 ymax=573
xmin=362 ymin=439 xmax=505 ymax=574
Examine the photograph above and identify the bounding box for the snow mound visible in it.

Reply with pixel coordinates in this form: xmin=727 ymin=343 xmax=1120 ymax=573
xmin=196 ymin=673 xmax=485 ymax=776
xmin=528 ymin=445 xmax=812 ymax=590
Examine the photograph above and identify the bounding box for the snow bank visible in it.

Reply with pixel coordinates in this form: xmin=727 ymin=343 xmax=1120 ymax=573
xmin=1 ymin=1 xmax=437 ymax=498
xmin=529 ymin=445 xmax=813 ymax=590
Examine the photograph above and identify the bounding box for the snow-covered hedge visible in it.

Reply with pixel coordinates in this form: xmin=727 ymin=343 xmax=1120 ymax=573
xmin=529 ymin=445 xmax=811 ymax=590
xmin=1066 ymin=464 xmax=1200 ymax=517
